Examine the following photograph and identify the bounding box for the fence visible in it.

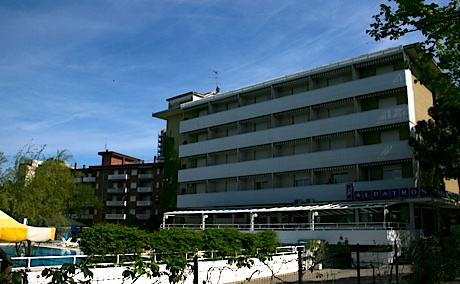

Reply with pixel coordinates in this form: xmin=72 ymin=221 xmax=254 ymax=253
xmin=9 ymin=244 xmax=409 ymax=284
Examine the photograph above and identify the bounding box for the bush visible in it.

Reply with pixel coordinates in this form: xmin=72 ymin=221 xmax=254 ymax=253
xmin=149 ymin=228 xmax=279 ymax=260
xmin=79 ymin=223 xmax=148 ymax=255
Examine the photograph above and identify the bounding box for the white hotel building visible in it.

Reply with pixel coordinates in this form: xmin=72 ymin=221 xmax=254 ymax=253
xmin=153 ymin=44 xmax=459 ymax=245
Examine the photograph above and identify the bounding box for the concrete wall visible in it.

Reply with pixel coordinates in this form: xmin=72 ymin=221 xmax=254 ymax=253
xmin=23 ymin=253 xmax=298 ymax=284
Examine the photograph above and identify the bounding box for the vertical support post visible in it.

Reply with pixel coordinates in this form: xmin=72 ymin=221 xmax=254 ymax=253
xmin=394 ymin=239 xmax=399 ymax=284
xmin=193 ymin=255 xmax=198 ymax=284
xmin=297 ymin=246 xmax=303 ymax=284
xmin=201 ymin=214 xmax=208 ymax=230
xmin=356 ymin=243 xmax=361 ymax=284
xmin=311 ymin=211 xmax=318 ymax=230
xmin=383 ymin=207 xmax=389 ymax=229
xmin=162 ymin=215 xmax=168 ymax=229
xmin=250 ymin=213 xmax=257 ymax=231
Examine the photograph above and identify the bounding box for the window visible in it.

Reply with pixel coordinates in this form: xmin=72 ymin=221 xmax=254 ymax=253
xmin=131 ymin=169 xmax=137 ymax=176
xmin=332 ymin=173 xmax=349 ymax=184
xmin=378 ymin=96 xmax=397 ymax=108
xmin=131 ymin=182 xmax=137 ymax=188
xmin=130 ymin=195 xmax=136 ymax=202
xmin=381 ymin=130 xmax=399 ymax=143
xmin=383 ymin=165 xmax=402 ymax=180
xmin=255 ymin=181 xmax=269 ymax=190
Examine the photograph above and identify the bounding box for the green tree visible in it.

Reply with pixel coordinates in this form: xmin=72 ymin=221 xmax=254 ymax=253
xmin=0 ymin=144 xmax=46 ymax=221
xmin=367 ymin=0 xmax=460 ymax=187
xmin=404 ymin=234 xmax=460 ymax=284
xmin=0 ymin=145 xmax=100 ymax=227
xmin=0 ymin=152 xmax=8 ymax=179
xmin=160 ymin=133 xmax=181 ymax=216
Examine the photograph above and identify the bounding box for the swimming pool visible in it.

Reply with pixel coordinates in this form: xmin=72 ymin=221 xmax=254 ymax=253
xmin=0 ymin=244 xmax=84 ymax=268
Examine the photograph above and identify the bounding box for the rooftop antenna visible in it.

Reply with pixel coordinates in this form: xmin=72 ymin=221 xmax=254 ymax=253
xmin=105 ymin=138 xmax=108 ymax=151
xmin=210 ymin=70 xmax=222 ymax=93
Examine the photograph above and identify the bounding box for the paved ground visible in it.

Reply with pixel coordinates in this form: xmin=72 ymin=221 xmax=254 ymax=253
xmin=253 ymin=266 xmax=460 ymax=284
xmin=237 ymin=265 xmax=412 ymax=283
xmin=301 ymin=266 xmax=410 ymax=283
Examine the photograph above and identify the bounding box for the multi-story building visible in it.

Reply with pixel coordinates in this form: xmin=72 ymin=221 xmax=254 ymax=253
xmin=73 ymin=151 xmax=164 ymax=228
xmin=153 ymin=44 xmax=459 ymax=245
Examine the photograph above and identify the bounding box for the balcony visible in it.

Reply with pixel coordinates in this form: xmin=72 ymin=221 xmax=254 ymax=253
xmin=105 ymin=214 xmax=126 ymax=220
xmin=137 ymin=187 xmax=153 ymax=193
xmin=106 ymin=200 xmax=127 ymax=207
xmin=83 ymin=177 xmax=96 ymax=182
xmin=108 ymin=174 xmax=129 ymax=180
xmin=136 ymin=214 xmax=151 ymax=220
xmin=107 ymin=188 xmax=128 ymax=194
xmin=136 ymin=200 xmax=152 ymax=206
xmin=138 ymin=173 xmax=154 ymax=180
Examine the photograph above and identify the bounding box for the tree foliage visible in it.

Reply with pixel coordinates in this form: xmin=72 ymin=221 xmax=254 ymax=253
xmin=0 ymin=145 xmax=100 ymax=226
xmin=368 ymin=0 xmax=460 ymax=187
xmin=404 ymin=233 xmax=460 ymax=284
xmin=160 ymin=133 xmax=180 ymax=214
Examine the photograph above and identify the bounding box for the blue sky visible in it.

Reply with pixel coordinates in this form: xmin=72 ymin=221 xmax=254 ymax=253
xmin=0 ymin=1 xmax=426 ymax=167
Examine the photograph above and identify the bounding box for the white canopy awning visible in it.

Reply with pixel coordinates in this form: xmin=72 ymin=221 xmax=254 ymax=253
xmin=163 ymin=202 xmax=395 ymax=217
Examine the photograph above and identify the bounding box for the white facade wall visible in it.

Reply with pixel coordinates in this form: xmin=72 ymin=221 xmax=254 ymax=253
xmin=180 ymin=70 xmax=406 ymax=134
xmin=162 ymin=47 xmax=421 ymax=209
xmin=177 ymin=178 xmax=415 ymax=208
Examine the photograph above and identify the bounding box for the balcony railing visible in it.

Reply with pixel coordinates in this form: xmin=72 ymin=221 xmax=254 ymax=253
xmin=107 ymin=188 xmax=128 ymax=194
xmin=108 ymin=174 xmax=129 ymax=180
xmin=106 ymin=200 xmax=127 ymax=207
xmin=137 ymin=187 xmax=153 ymax=193
xmin=136 ymin=201 xmax=152 ymax=206
xmin=138 ymin=173 xmax=154 ymax=180
xmin=82 ymin=177 xmax=96 ymax=182
xmin=105 ymin=214 xmax=126 ymax=220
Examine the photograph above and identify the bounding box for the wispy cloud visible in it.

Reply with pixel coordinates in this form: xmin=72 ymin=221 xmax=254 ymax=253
xmin=0 ymin=1 xmax=427 ymax=165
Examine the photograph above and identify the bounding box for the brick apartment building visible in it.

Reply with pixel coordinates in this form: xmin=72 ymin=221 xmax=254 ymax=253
xmin=73 ymin=150 xmax=164 ymax=228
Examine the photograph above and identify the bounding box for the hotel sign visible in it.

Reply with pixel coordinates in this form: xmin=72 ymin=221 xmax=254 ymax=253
xmin=346 ymin=184 xmax=433 ymax=201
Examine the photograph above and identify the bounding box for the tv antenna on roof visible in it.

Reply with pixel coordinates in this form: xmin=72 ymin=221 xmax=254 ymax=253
xmin=210 ymin=70 xmax=222 ymax=93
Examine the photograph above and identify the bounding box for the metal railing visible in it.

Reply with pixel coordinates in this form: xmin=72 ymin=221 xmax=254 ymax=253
xmin=10 ymin=246 xmax=302 ymax=271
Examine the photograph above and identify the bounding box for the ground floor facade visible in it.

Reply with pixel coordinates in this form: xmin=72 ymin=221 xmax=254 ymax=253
xmin=163 ymin=189 xmax=460 ymax=245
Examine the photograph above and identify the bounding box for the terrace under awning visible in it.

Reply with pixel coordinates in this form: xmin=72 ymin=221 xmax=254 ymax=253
xmin=162 ymin=202 xmax=396 ymax=230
